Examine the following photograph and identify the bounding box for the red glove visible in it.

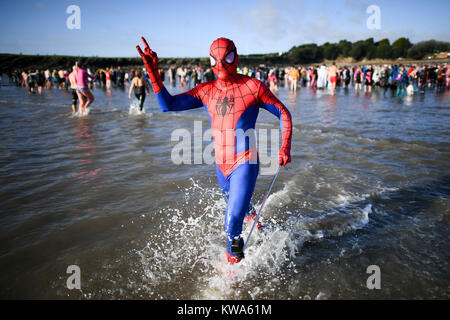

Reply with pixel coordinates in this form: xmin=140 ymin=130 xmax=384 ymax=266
xmin=279 ymin=147 xmax=291 ymax=167
xmin=136 ymin=37 xmax=163 ymax=94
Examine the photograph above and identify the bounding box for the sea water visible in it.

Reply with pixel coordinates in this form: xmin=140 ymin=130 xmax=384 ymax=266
xmin=0 ymin=81 xmax=449 ymax=299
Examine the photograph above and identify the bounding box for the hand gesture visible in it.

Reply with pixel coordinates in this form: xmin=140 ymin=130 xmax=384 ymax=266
xmin=279 ymin=147 xmax=291 ymax=167
xmin=136 ymin=36 xmax=163 ymax=94
xmin=136 ymin=37 xmax=159 ymax=75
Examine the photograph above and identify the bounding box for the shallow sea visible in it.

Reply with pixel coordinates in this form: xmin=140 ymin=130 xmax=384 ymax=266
xmin=0 ymin=79 xmax=449 ymax=299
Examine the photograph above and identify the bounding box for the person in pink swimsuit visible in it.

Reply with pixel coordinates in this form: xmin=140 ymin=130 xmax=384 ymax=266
xmin=446 ymin=64 xmax=450 ymax=89
xmin=267 ymin=70 xmax=278 ymax=92
xmin=75 ymin=62 xmax=95 ymax=115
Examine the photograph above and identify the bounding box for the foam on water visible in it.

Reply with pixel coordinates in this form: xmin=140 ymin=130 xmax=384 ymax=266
xmin=72 ymin=108 xmax=90 ymax=117
xmin=128 ymin=100 xmax=146 ymax=115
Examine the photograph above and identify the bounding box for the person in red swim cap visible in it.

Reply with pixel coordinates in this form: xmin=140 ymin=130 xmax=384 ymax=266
xmin=137 ymin=36 xmax=292 ymax=264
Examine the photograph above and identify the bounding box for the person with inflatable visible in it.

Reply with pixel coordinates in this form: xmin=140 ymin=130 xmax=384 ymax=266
xmin=136 ymin=36 xmax=292 ymax=264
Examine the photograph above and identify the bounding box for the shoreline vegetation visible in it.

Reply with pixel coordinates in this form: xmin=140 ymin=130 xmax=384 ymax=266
xmin=1 ymin=38 xmax=449 ymax=72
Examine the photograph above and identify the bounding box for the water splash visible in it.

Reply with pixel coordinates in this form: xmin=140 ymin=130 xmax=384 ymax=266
xmin=134 ymin=175 xmax=399 ymax=299
xmin=72 ymin=108 xmax=90 ymax=117
xmin=129 ymin=100 xmax=145 ymax=115
xmin=136 ymin=179 xmax=300 ymax=299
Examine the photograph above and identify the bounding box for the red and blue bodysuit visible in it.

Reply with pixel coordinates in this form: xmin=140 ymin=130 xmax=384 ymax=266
xmin=137 ymin=37 xmax=292 ymax=264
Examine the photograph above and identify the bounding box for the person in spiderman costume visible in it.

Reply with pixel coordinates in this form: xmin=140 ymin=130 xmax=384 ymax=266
xmin=137 ymin=36 xmax=292 ymax=264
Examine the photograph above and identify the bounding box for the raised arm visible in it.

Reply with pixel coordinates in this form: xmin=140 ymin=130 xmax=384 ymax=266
xmin=258 ymin=81 xmax=293 ymax=166
xmin=136 ymin=37 xmax=203 ymax=112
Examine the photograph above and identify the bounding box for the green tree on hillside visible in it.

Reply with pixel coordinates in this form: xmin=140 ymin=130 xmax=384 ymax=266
xmin=407 ymin=40 xmax=450 ymax=59
xmin=288 ymin=44 xmax=323 ymax=63
xmin=392 ymin=37 xmax=412 ymax=58
xmin=337 ymin=40 xmax=352 ymax=57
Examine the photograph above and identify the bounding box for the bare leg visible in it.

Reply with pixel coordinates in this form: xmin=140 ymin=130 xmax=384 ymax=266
xmin=82 ymin=89 xmax=95 ymax=110
xmin=77 ymin=91 xmax=86 ymax=114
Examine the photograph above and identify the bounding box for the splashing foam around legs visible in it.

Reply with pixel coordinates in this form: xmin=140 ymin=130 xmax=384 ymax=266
xmin=135 ymin=169 xmax=381 ymax=299
xmin=129 ymin=99 xmax=145 ymax=115
xmin=72 ymin=107 xmax=90 ymax=117
xmin=135 ymin=179 xmax=300 ymax=300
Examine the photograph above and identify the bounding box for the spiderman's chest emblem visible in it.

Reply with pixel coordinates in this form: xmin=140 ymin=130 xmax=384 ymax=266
xmin=215 ymin=96 xmax=235 ymax=116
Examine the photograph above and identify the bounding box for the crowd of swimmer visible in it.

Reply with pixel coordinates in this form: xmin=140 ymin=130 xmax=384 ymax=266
xmin=8 ymin=61 xmax=450 ymax=113
xmin=162 ymin=63 xmax=449 ymax=96
xmin=8 ymin=65 xmax=161 ymax=113
xmin=235 ymin=63 xmax=450 ymax=96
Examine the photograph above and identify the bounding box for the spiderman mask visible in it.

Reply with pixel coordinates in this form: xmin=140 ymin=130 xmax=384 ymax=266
xmin=209 ymin=38 xmax=238 ymax=81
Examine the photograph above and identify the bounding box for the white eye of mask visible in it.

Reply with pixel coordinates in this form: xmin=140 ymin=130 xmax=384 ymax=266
xmin=210 ymin=55 xmax=217 ymax=67
xmin=224 ymin=51 xmax=235 ymax=64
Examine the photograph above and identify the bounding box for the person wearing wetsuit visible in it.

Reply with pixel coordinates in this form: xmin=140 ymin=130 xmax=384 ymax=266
xmin=419 ymin=66 xmax=427 ymax=93
xmin=354 ymin=67 xmax=362 ymax=93
xmin=137 ymin=37 xmax=292 ymax=264
xmin=128 ymin=69 xmax=149 ymax=111
xmin=343 ymin=67 xmax=351 ymax=88
xmin=117 ymin=66 xmax=125 ymax=88
xmin=312 ymin=67 xmax=318 ymax=89
xmin=27 ymin=69 xmax=36 ymax=94
xmin=395 ymin=66 xmax=407 ymax=96
xmin=35 ymin=69 xmax=45 ymax=95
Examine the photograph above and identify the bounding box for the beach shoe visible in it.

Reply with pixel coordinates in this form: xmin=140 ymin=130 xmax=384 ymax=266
xmin=226 ymin=251 xmax=242 ymax=264
xmin=244 ymin=209 xmax=263 ymax=231
xmin=226 ymin=237 xmax=244 ymax=264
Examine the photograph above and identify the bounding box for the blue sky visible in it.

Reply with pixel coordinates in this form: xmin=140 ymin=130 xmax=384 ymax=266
xmin=0 ymin=0 xmax=449 ymax=57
